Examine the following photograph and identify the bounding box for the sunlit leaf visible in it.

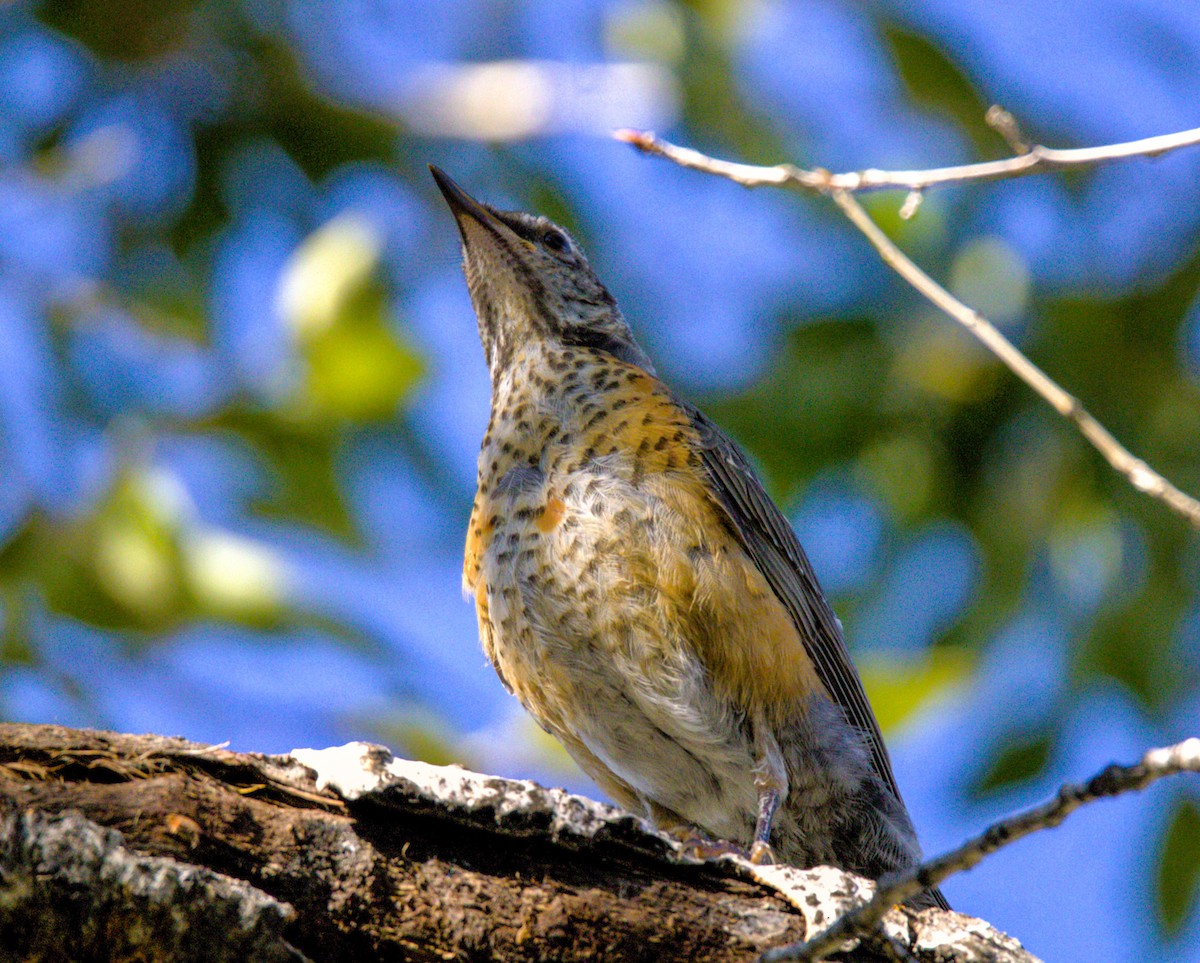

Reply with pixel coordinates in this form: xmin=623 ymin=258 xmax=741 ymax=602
xmin=603 ymin=0 xmax=686 ymax=65
xmin=182 ymin=528 xmax=286 ymax=624
xmin=893 ymin=321 xmax=999 ymax=405
xmin=61 ymin=470 xmax=191 ymax=633
xmin=859 ymin=647 xmax=972 ymax=734
xmin=301 ymin=300 xmax=423 ymax=423
xmin=277 ymin=214 xmax=382 ymax=338
xmin=275 ymin=214 xmax=424 ymax=426
xmin=94 ymin=517 xmax=177 ymax=619
xmin=948 ymin=237 xmax=1031 ymax=328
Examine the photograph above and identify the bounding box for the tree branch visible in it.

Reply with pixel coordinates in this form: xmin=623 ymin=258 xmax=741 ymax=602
xmin=617 ymin=123 xmax=1200 ymax=529
xmin=762 ymin=737 xmax=1200 ymax=963
xmin=826 ymin=187 xmax=1200 ymax=527
xmin=0 ymin=723 xmax=1034 ymax=963
xmin=614 ymin=123 xmax=1200 ymax=194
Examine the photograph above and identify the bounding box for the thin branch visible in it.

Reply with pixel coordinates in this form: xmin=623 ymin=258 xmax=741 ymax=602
xmin=762 ymin=737 xmax=1200 ymax=963
xmin=827 ymin=187 xmax=1200 ymax=528
xmin=615 ymin=124 xmax=1200 ymax=194
xmin=616 ymin=125 xmax=1200 ymax=529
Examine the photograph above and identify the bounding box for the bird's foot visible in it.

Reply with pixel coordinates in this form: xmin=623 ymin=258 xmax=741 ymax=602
xmin=658 ymin=824 xmax=749 ymax=862
xmin=679 ymin=835 xmax=749 ymax=862
xmin=748 ymin=840 xmax=776 ymax=865
xmin=667 ymin=829 xmax=773 ymax=864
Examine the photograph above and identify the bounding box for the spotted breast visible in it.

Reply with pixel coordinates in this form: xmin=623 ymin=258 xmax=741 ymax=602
xmin=466 ymin=343 xmax=834 ymax=844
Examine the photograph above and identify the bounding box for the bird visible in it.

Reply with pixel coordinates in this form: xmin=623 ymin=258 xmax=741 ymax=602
xmin=431 ymin=165 xmax=946 ymax=909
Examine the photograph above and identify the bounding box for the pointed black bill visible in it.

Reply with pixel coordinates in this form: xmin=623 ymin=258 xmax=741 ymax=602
xmin=429 ymin=165 xmax=498 ymax=233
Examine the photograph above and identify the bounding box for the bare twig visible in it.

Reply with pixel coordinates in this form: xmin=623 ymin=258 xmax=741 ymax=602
xmin=615 ymin=124 xmax=1200 ymax=194
xmin=762 ymin=738 xmax=1200 ymax=963
xmin=827 ymin=187 xmax=1200 ymax=528
xmin=616 ymin=124 xmax=1200 ymax=529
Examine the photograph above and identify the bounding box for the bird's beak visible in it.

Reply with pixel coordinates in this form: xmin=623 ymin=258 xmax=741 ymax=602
xmin=429 ymin=165 xmax=502 ymax=238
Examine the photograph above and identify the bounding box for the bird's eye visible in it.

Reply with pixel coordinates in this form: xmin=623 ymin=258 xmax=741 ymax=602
xmin=542 ymin=230 xmax=570 ymax=254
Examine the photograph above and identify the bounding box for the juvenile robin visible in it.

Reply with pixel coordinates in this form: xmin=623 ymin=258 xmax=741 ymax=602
xmin=432 ymin=166 xmax=946 ymax=908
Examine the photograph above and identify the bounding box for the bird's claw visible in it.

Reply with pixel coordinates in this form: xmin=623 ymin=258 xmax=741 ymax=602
xmin=748 ymin=840 xmax=776 ymax=865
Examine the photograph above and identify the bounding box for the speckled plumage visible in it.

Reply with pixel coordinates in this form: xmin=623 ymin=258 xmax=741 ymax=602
xmin=432 ymin=167 xmax=945 ymax=907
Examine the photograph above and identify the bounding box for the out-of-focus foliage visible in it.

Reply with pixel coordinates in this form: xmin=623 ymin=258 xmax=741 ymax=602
xmin=1157 ymin=794 xmax=1200 ymax=936
xmin=0 ymin=0 xmax=1198 ymax=959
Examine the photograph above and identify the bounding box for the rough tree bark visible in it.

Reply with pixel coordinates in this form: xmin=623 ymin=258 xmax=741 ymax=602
xmin=0 ymin=723 xmax=1035 ymax=962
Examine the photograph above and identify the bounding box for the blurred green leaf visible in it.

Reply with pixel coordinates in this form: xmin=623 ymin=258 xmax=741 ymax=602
xmin=859 ymin=647 xmax=972 ymax=734
xmin=1157 ymin=795 xmax=1200 ymax=936
xmin=40 ymin=0 xmax=198 ymax=60
xmin=1084 ymin=589 xmax=1191 ymax=710
xmin=862 ymin=190 xmax=949 ymax=254
xmin=374 ymin=712 xmax=462 ymax=768
xmin=178 ymin=36 xmax=398 ymax=248
xmin=278 ymin=213 xmax=425 ymax=425
xmin=4 ymin=467 xmax=292 ymax=636
xmin=212 ymin=412 xmax=358 ymax=542
xmin=704 ymin=319 xmax=892 ymax=502
xmin=948 ymin=236 xmax=1032 ymax=327
xmin=604 ymin=0 xmax=686 ymax=65
xmin=972 ymin=732 xmax=1052 ymax=797
xmin=0 ymin=590 xmax=35 ymax=667
xmin=181 ymin=528 xmax=287 ymax=625
xmin=278 ymin=215 xmax=384 ymax=337
xmin=302 ymin=305 xmax=423 ymax=423
xmin=879 ymin=23 xmax=1006 ymax=156
xmin=32 ymin=470 xmax=191 ymax=635
xmin=855 ymin=432 xmax=942 ymax=522
xmin=674 ymin=3 xmax=790 ymax=166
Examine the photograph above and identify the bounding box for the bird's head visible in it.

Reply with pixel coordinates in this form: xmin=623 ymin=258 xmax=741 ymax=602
xmin=431 ymin=166 xmax=652 ymax=381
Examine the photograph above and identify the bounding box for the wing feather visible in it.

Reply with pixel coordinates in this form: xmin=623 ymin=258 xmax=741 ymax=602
xmin=686 ymin=406 xmax=904 ymax=802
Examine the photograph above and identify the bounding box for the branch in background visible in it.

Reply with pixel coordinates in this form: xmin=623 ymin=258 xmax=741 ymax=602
xmin=762 ymin=738 xmax=1200 ymax=963
xmin=617 ymin=121 xmax=1200 ymax=530
xmin=826 ymin=187 xmax=1200 ymax=528
xmin=614 ymin=122 xmax=1200 ymax=194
